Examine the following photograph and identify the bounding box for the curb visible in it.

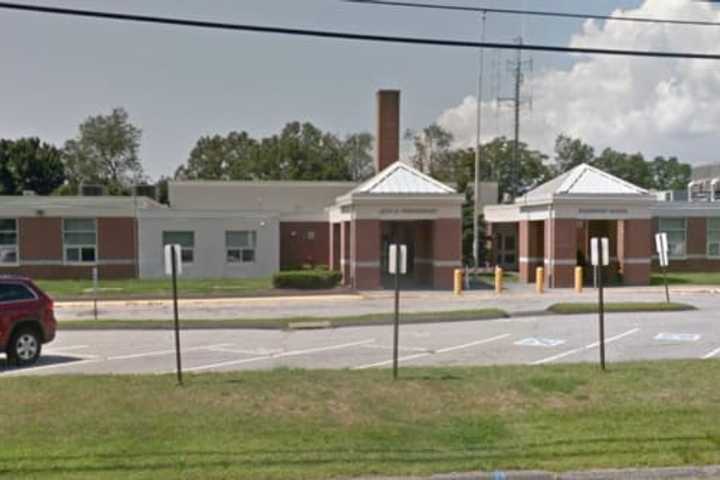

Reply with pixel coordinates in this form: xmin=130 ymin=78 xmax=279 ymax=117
xmin=354 ymin=465 xmax=720 ymax=480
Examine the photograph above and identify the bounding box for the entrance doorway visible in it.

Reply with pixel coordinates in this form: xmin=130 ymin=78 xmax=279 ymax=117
xmin=577 ymin=220 xmax=619 ymax=285
xmin=380 ymin=222 xmax=420 ymax=288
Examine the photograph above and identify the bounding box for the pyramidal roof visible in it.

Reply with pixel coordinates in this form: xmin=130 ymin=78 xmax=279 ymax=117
xmin=523 ymin=163 xmax=649 ymax=200
xmin=349 ymin=161 xmax=457 ymax=195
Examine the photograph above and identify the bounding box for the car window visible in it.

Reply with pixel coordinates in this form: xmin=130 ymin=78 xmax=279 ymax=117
xmin=0 ymin=283 xmax=36 ymax=303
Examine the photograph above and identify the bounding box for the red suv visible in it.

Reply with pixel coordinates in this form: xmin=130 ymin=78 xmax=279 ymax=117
xmin=0 ymin=276 xmax=56 ymax=366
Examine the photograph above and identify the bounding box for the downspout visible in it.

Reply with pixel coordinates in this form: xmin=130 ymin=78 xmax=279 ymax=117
xmin=687 ymin=181 xmax=695 ymax=203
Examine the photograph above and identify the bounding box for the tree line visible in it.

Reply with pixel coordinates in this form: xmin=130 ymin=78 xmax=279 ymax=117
xmin=1 ymin=107 xmax=692 ymax=206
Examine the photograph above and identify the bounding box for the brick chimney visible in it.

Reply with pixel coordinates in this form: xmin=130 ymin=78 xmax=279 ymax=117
xmin=375 ymin=89 xmax=400 ymax=173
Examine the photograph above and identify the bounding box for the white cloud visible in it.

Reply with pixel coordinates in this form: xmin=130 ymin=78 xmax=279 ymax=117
xmin=438 ymin=0 xmax=720 ymax=166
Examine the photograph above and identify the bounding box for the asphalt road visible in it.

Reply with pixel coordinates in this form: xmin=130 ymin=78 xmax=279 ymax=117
xmin=2 ymin=308 xmax=718 ymax=376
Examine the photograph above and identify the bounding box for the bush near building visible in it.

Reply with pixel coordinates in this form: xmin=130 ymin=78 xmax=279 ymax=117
xmin=272 ymin=270 xmax=342 ymax=289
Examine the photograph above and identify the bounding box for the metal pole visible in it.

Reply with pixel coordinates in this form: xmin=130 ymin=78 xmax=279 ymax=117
xmin=511 ymin=41 xmax=522 ymax=200
xmin=473 ymin=10 xmax=487 ymax=270
xmin=598 ymin=265 xmax=606 ymax=371
xmin=393 ymin=224 xmax=400 ymax=380
xmin=662 ymin=266 xmax=670 ymax=303
xmin=171 ymin=247 xmax=183 ymax=386
xmin=92 ymin=267 xmax=98 ymax=322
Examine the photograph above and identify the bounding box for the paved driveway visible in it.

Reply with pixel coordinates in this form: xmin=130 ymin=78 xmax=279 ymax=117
xmin=2 ymin=308 xmax=718 ymax=376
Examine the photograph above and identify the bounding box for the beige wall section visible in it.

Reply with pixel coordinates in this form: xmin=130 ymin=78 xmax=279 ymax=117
xmin=169 ymin=182 xmax=356 ymax=218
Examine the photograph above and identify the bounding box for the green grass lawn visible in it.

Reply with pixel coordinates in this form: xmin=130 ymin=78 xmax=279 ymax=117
xmin=547 ymin=302 xmax=695 ymax=315
xmin=35 ymin=277 xmax=274 ymax=300
xmin=58 ymin=308 xmax=508 ymax=330
xmin=651 ymin=272 xmax=720 ymax=286
xmin=1 ymin=361 xmax=719 ymax=479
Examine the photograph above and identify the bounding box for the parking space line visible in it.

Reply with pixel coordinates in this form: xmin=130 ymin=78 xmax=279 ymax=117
xmin=361 ymin=344 xmax=431 ymax=353
xmin=107 ymin=343 xmax=234 ymax=361
xmin=352 ymin=334 xmax=511 ymax=370
xmin=530 ymin=328 xmax=640 ymax=365
xmin=185 ymin=339 xmax=376 ymax=373
xmin=0 ymin=358 xmax=101 ymax=376
xmin=702 ymin=346 xmax=720 ymax=360
xmin=206 ymin=346 xmax=283 ymax=355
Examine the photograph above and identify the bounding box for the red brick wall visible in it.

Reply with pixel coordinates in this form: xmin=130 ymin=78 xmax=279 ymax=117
xmin=19 ymin=217 xmax=62 ymax=260
xmin=376 ymin=90 xmax=400 ymax=172
xmin=353 ymin=219 xmax=381 ymax=289
xmin=548 ymin=219 xmax=577 ymax=287
xmin=280 ymin=222 xmax=330 ymax=269
xmin=687 ymin=218 xmax=706 ymax=256
xmin=432 ymin=218 xmax=462 ymax=289
xmin=98 ymin=217 xmax=137 ymax=260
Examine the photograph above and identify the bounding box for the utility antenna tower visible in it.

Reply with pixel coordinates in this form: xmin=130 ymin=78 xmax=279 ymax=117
xmin=497 ymin=36 xmax=532 ymax=200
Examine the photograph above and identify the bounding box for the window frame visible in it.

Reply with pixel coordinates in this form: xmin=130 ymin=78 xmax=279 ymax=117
xmin=63 ymin=218 xmax=97 ymax=265
xmin=0 ymin=282 xmax=38 ymax=305
xmin=162 ymin=231 xmax=195 ymax=264
xmin=658 ymin=217 xmax=687 ymax=259
xmin=226 ymin=230 xmax=257 ymax=265
xmin=0 ymin=218 xmax=19 ymax=266
xmin=707 ymin=218 xmax=720 ymax=259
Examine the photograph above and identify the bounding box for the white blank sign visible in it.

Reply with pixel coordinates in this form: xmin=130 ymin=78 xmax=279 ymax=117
xmin=388 ymin=244 xmax=407 ymax=274
xmin=164 ymin=244 xmax=183 ymax=276
xmin=591 ymin=237 xmax=610 ymax=267
xmin=655 ymin=233 xmax=669 ymax=267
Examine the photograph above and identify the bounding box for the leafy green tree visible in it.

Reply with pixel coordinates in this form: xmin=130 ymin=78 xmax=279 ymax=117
xmin=404 ymin=124 xmax=453 ymax=173
xmin=0 ymin=137 xmax=65 ymax=194
xmin=177 ymin=131 xmax=260 ymax=180
xmin=343 ymin=132 xmax=374 ymax=181
xmin=62 ymin=107 xmax=144 ymax=194
xmin=554 ymin=134 xmax=594 ymax=173
xmin=591 ymin=148 xmax=653 ymax=189
xmin=650 ymin=156 xmax=691 ymax=191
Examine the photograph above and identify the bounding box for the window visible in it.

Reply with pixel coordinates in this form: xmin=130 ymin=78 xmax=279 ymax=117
xmin=658 ymin=218 xmax=687 ymax=258
xmin=0 ymin=219 xmax=18 ymax=264
xmin=226 ymin=230 xmax=256 ymax=263
xmin=0 ymin=283 xmax=36 ymax=302
xmin=708 ymin=219 xmax=720 ymax=258
xmin=63 ymin=218 xmax=96 ymax=263
xmin=162 ymin=231 xmax=194 ymax=263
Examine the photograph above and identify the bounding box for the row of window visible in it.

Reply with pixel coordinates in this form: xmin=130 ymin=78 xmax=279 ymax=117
xmin=0 ymin=218 xmax=258 ymax=265
xmin=658 ymin=217 xmax=720 ymax=258
xmin=162 ymin=230 xmax=258 ymax=264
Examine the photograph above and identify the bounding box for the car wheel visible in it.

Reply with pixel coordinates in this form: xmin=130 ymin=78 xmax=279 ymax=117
xmin=8 ymin=328 xmax=42 ymax=367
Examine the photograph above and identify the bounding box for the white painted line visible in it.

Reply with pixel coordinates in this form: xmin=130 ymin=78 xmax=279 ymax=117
xmin=185 ymin=339 xmax=376 ymax=373
xmin=107 ymin=343 xmax=233 ymax=361
xmin=702 ymin=346 xmax=720 ymax=360
xmin=206 ymin=347 xmax=283 ymax=355
xmin=655 ymin=333 xmax=701 ymax=342
xmin=353 ymin=334 xmax=510 ymax=370
xmin=530 ymin=328 xmax=640 ymax=366
xmin=361 ymin=344 xmax=431 ymax=353
xmin=515 ymin=337 xmax=566 ymax=348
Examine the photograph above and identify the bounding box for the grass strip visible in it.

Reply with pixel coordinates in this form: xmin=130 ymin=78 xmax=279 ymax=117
xmin=1 ymin=361 xmax=719 ymax=479
xmin=650 ymin=272 xmax=720 ymax=286
xmin=547 ymin=302 xmax=696 ymax=315
xmin=57 ymin=308 xmax=508 ymax=330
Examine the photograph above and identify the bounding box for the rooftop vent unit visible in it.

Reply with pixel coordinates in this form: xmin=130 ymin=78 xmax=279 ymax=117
xmin=80 ymin=184 xmax=106 ymax=197
xmin=133 ymin=184 xmax=157 ymax=201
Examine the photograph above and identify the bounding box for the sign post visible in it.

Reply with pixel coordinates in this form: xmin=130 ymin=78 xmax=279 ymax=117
xmin=591 ymin=237 xmax=609 ymax=371
xmin=92 ymin=267 xmax=98 ymax=322
xmin=165 ymin=244 xmax=183 ymax=386
xmin=655 ymin=232 xmax=671 ymax=303
xmin=388 ymin=229 xmax=407 ymax=380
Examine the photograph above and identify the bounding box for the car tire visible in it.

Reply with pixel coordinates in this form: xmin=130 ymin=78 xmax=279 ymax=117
xmin=7 ymin=327 xmax=42 ymax=367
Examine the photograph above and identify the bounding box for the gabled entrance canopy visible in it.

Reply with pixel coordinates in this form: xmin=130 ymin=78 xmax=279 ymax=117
xmin=483 ymin=164 xmax=657 ymax=289
xmin=327 ymin=161 xmax=465 ymax=290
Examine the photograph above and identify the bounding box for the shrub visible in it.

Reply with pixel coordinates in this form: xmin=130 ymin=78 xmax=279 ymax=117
xmin=273 ymin=270 xmax=342 ymax=289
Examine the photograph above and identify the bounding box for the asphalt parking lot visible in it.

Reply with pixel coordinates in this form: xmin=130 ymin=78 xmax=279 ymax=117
xmin=2 ymin=308 xmax=719 ymax=376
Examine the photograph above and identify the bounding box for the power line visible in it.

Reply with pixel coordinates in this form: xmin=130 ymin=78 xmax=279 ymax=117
xmin=345 ymin=0 xmax=720 ymax=27
xmin=2 ymin=2 xmax=720 ymax=60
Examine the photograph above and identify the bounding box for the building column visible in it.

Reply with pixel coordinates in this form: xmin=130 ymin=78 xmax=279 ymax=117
xmin=340 ymin=221 xmax=351 ymax=285
xmin=618 ymin=219 xmax=651 ymax=286
xmin=432 ymin=218 xmax=462 ymax=289
xmin=545 ymin=218 xmax=577 ymax=288
xmin=518 ymin=221 xmax=545 ymax=283
xmin=352 ymin=219 xmax=382 ymax=290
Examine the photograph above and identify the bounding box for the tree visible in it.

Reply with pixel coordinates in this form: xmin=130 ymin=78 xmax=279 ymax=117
xmin=177 ymin=131 xmax=259 ymax=180
xmin=343 ymin=133 xmax=374 ymax=181
xmin=554 ymin=134 xmax=594 ymax=173
xmin=591 ymin=148 xmax=653 ymax=189
xmin=650 ymin=156 xmax=691 ymax=191
xmin=0 ymin=138 xmax=65 ymax=194
xmin=404 ymin=124 xmax=453 ymax=173
xmin=62 ymin=107 xmax=144 ymax=194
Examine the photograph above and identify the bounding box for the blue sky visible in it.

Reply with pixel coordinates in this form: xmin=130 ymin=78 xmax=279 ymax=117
xmin=2 ymin=0 xmax=716 ymax=179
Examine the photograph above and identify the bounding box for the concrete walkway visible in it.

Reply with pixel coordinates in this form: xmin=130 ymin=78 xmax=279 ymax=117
xmin=54 ymin=284 xmax=720 ymax=321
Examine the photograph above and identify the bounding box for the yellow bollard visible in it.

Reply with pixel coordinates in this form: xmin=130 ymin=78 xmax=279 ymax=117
xmin=495 ymin=266 xmax=503 ymax=294
xmin=575 ymin=266 xmax=583 ymax=293
xmin=536 ymin=266 xmax=544 ymax=294
xmin=453 ymin=269 xmax=463 ymax=296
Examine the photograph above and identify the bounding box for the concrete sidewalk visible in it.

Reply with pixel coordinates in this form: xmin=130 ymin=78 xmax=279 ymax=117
xmin=53 ymin=284 xmax=719 ymax=321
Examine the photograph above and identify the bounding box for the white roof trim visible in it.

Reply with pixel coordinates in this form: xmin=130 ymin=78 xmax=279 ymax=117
xmin=348 ymin=161 xmax=456 ymax=195
xmin=523 ymin=164 xmax=649 ymax=201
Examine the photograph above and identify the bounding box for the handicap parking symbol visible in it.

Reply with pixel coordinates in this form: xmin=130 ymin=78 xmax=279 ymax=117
xmin=514 ymin=337 xmax=566 ymax=348
xmin=654 ymin=332 xmax=701 ymax=342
